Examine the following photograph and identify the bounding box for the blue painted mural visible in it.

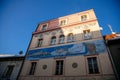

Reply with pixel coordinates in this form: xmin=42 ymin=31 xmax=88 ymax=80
xmin=26 ymin=40 xmax=106 ymax=60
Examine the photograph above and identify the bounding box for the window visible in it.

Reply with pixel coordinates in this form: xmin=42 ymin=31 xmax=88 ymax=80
xmin=60 ymin=20 xmax=67 ymax=26
xmin=55 ymin=60 xmax=64 ymax=75
xmin=68 ymin=33 xmax=74 ymax=42
xmin=87 ymin=57 xmax=99 ymax=74
xmin=29 ymin=62 xmax=37 ymax=75
xmin=2 ymin=65 xmax=14 ymax=78
xmin=41 ymin=24 xmax=47 ymax=31
xmin=51 ymin=36 xmax=56 ymax=45
xmin=81 ymin=15 xmax=87 ymax=21
xmin=37 ymin=39 xmax=43 ymax=47
xmin=83 ymin=30 xmax=92 ymax=40
xmin=59 ymin=35 xmax=65 ymax=44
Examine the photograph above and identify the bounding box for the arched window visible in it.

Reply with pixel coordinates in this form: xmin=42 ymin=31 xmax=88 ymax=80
xmin=51 ymin=36 xmax=56 ymax=45
xmin=83 ymin=29 xmax=92 ymax=40
xmin=68 ymin=33 xmax=74 ymax=42
xmin=59 ymin=35 xmax=65 ymax=44
xmin=37 ymin=39 xmax=43 ymax=47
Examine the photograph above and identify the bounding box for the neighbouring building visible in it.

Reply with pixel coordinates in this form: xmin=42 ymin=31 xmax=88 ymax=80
xmin=104 ymin=33 xmax=120 ymax=80
xmin=0 ymin=55 xmax=25 ymax=80
xmin=18 ymin=9 xmax=115 ymax=80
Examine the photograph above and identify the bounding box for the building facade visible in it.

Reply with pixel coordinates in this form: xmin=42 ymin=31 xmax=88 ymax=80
xmin=104 ymin=33 xmax=120 ymax=80
xmin=0 ymin=56 xmax=24 ymax=80
xmin=19 ymin=9 xmax=115 ymax=80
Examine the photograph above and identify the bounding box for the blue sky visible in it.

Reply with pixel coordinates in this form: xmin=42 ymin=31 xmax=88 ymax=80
xmin=0 ymin=0 xmax=120 ymax=55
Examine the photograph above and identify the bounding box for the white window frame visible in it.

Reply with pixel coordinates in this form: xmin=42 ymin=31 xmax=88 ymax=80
xmin=83 ymin=29 xmax=92 ymax=40
xmin=67 ymin=33 xmax=74 ymax=42
xmin=41 ymin=23 xmax=48 ymax=31
xmin=51 ymin=36 xmax=56 ymax=45
xmin=87 ymin=57 xmax=99 ymax=74
xmin=37 ymin=39 xmax=43 ymax=47
xmin=80 ymin=13 xmax=89 ymax=21
xmin=59 ymin=19 xmax=67 ymax=26
xmin=59 ymin=35 xmax=65 ymax=44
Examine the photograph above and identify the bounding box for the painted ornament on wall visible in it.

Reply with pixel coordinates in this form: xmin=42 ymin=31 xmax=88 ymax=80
xmin=26 ymin=40 xmax=106 ymax=60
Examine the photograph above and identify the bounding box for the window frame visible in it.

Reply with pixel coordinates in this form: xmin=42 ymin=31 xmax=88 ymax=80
xmin=59 ymin=19 xmax=67 ymax=26
xmin=29 ymin=62 xmax=37 ymax=75
xmin=55 ymin=60 xmax=64 ymax=75
xmin=83 ymin=29 xmax=92 ymax=40
xmin=81 ymin=15 xmax=87 ymax=21
xmin=59 ymin=35 xmax=65 ymax=44
xmin=2 ymin=65 xmax=14 ymax=78
xmin=41 ymin=23 xmax=48 ymax=31
xmin=67 ymin=33 xmax=74 ymax=42
xmin=50 ymin=36 xmax=56 ymax=45
xmin=37 ymin=39 xmax=43 ymax=47
xmin=86 ymin=56 xmax=100 ymax=74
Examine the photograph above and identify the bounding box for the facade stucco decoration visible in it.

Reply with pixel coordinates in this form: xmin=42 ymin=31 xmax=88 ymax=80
xmin=27 ymin=40 xmax=106 ymax=60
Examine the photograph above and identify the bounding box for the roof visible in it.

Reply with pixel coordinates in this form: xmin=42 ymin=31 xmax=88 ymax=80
xmin=105 ymin=33 xmax=120 ymax=40
xmin=0 ymin=55 xmax=25 ymax=61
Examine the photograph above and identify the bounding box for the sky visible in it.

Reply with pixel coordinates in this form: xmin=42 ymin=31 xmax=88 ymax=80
xmin=0 ymin=0 xmax=120 ymax=55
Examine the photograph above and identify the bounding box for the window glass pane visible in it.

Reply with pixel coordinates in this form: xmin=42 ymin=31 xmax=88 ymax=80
xmin=41 ymin=24 xmax=47 ymax=31
xmin=51 ymin=36 xmax=56 ymax=45
xmin=87 ymin=57 xmax=99 ymax=74
xmin=3 ymin=65 xmax=14 ymax=78
xmin=81 ymin=15 xmax=87 ymax=21
xmin=38 ymin=39 xmax=43 ymax=47
xmin=83 ymin=30 xmax=92 ymax=40
xmin=68 ymin=33 xmax=74 ymax=42
xmin=29 ymin=62 xmax=37 ymax=75
xmin=94 ymin=68 xmax=99 ymax=73
xmin=55 ymin=60 xmax=64 ymax=75
xmin=60 ymin=20 xmax=66 ymax=26
xmin=93 ymin=57 xmax=97 ymax=64
xmin=59 ymin=35 xmax=65 ymax=44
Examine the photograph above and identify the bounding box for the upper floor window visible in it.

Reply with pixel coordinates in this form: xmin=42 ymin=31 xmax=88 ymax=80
xmin=2 ymin=65 xmax=14 ymax=78
xmin=41 ymin=24 xmax=47 ymax=31
xmin=29 ymin=62 xmax=37 ymax=75
xmin=87 ymin=57 xmax=99 ymax=74
xmin=59 ymin=35 xmax=65 ymax=44
xmin=59 ymin=19 xmax=67 ymax=26
xmin=55 ymin=60 xmax=64 ymax=75
xmin=51 ymin=36 xmax=56 ymax=45
xmin=83 ymin=30 xmax=92 ymax=40
xmin=37 ymin=39 xmax=43 ymax=47
xmin=68 ymin=33 xmax=74 ymax=42
xmin=81 ymin=15 xmax=87 ymax=21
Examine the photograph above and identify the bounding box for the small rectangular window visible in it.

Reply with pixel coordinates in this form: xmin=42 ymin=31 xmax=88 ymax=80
xmin=87 ymin=57 xmax=99 ymax=74
xmin=29 ymin=62 xmax=37 ymax=75
xmin=83 ymin=30 xmax=92 ymax=40
xmin=60 ymin=20 xmax=67 ymax=26
xmin=55 ymin=60 xmax=64 ymax=75
xmin=37 ymin=39 xmax=43 ymax=47
xmin=81 ymin=15 xmax=87 ymax=21
xmin=2 ymin=65 xmax=14 ymax=78
xmin=41 ymin=24 xmax=47 ymax=31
